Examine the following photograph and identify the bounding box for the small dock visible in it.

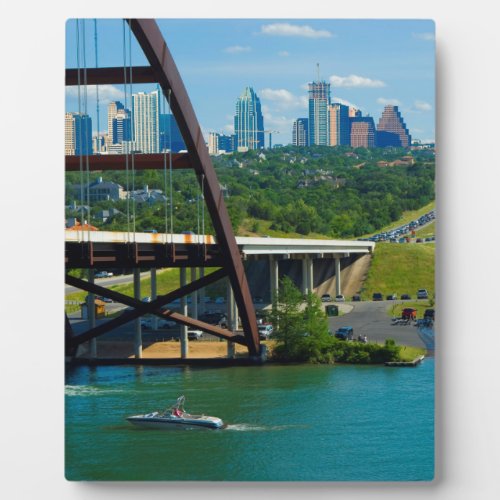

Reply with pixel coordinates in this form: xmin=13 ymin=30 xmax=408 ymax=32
xmin=385 ymin=355 xmax=425 ymax=367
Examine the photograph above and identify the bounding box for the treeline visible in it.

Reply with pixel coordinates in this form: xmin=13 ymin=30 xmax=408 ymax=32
xmin=65 ymin=145 xmax=435 ymax=238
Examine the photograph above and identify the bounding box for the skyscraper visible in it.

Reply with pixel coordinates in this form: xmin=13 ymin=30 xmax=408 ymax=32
xmin=328 ymin=103 xmax=350 ymax=146
xmin=350 ymin=117 xmax=376 ymax=148
xmin=292 ymin=118 xmax=309 ymax=146
xmin=234 ymin=87 xmax=264 ymax=151
xmin=65 ymin=112 xmax=92 ymax=156
xmin=132 ymin=90 xmax=159 ymax=153
xmin=107 ymin=101 xmax=124 ymax=145
xmin=112 ymin=108 xmax=131 ymax=144
xmin=376 ymin=105 xmax=411 ymax=147
xmin=308 ymin=81 xmax=330 ymax=146
xmin=159 ymin=114 xmax=186 ymax=152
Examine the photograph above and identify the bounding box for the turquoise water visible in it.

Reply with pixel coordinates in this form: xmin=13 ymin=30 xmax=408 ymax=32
xmin=65 ymin=359 xmax=434 ymax=481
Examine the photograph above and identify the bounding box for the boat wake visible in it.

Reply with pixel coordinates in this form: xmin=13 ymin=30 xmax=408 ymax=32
xmin=65 ymin=385 xmax=125 ymax=397
xmin=224 ymin=423 xmax=299 ymax=432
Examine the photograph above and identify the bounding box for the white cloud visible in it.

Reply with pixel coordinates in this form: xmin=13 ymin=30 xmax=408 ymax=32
xmin=259 ymin=88 xmax=308 ymax=110
xmin=66 ymin=84 xmax=124 ymax=104
xmin=278 ymin=51 xmax=289 ymax=57
xmin=414 ymin=100 xmax=432 ymax=111
xmin=330 ymin=74 xmax=386 ymax=88
xmin=260 ymin=23 xmax=332 ymax=38
xmin=377 ymin=97 xmax=401 ymax=106
xmin=223 ymin=124 xmax=234 ymax=134
xmin=224 ymin=45 xmax=251 ymax=54
xmin=412 ymin=32 xmax=435 ymax=41
xmin=332 ymin=97 xmax=360 ymax=110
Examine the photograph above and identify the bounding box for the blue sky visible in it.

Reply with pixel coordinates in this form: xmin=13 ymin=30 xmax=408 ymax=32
xmin=66 ymin=19 xmax=435 ymax=145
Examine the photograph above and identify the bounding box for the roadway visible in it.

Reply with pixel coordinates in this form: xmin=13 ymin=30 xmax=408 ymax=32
xmin=327 ymin=300 xmax=432 ymax=349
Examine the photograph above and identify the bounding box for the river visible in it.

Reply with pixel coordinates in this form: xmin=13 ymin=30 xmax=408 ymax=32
xmin=65 ymin=359 xmax=434 ymax=481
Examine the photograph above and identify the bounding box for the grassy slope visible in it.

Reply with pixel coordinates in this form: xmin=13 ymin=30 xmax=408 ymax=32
xmin=361 ymin=242 xmax=435 ymax=300
xmin=414 ymin=221 xmax=435 ymax=238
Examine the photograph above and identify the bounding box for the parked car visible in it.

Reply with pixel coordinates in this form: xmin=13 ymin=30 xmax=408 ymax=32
xmin=158 ymin=319 xmax=176 ymax=329
xmin=141 ymin=296 xmax=152 ymax=303
xmin=386 ymin=293 xmax=397 ymax=300
xmin=258 ymin=324 xmax=273 ymax=340
xmin=402 ymin=308 xmax=417 ymax=321
xmin=187 ymin=329 xmax=203 ymax=340
xmin=96 ymin=295 xmax=113 ymax=303
xmin=372 ymin=292 xmax=383 ymax=301
xmin=198 ymin=312 xmax=227 ymax=328
xmin=417 ymin=289 xmax=429 ymax=299
xmin=140 ymin=318 xmax=153 ymax=329
xmin=424 ymin=309 xmax=435 ymax=320
xmin=95 ymin=271 xmax=112 ymax=278
xmin=400 ymin=294 xmax=411 ymax=300
xmin=334 ymin=326 xmax=354 ymax=341
xmin=352 ymin=294 xmax=361 ymax=302
xmin=335 ymin=294 xmax=345 ymax=302
xmin=321 ymin=294 xmax=332 ymax=302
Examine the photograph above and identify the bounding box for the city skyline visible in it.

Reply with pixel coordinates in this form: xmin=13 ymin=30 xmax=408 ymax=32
xmin=65 ymin=19 xmax=435 ymax=146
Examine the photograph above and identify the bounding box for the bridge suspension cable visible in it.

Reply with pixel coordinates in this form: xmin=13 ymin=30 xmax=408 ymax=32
xmin=128 ymin=21 xmax=136 ymax=241
xmin=94 ymin=19 xmax=101 ymax=155
xmin=122 ymin=20 xmax=131 ymax=241
xmin=82 ymin=19 xmax=91 ymax=245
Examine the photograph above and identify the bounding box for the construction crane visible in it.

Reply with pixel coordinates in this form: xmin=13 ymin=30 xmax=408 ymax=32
xmin=235 ymin=129 xmax=280 ymax=150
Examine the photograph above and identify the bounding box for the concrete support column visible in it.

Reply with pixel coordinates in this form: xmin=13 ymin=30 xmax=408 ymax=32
xmin=180 ymin=268 xmax=188 ymax=359
xmin=227 ymin=282 xmax=235 ymax=359
xmin=133 ymin=268 xmax=142 ymax=359
xmin=88 ymin=269 xmax=97 ymax=358
xmin=302 ymin=256 xmax=314 ymax=295
xmin=335 ymin=257 xmax=342 ymax=297
xmin=269 ymin=256 xmax=279 ymax=301
xmin=190 ymin=267 xmax=198 ymax=320
xmin=301 ymin=257 xmax=308 ymax=295
xmin=151 ymin=268 xmax=158 ymax=330
xmin=198 ymin=267 xmax=205 ymax=315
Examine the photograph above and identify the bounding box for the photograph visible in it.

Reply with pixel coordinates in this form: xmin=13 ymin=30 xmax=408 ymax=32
xmin=64 ymin=17 xmax=435 ymax=482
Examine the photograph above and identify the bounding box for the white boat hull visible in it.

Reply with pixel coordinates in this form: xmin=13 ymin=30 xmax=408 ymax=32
xmin=127 ymin=412 xmax=224 ymax=430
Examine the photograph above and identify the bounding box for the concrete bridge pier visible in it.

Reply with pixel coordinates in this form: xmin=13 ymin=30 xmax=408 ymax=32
xmin=198 ymin=267 xmax=205 ymax=315
xmin=190 ymin=267 xmax=198 ymax=319
xmin=269 ymin=255 xmax=279 ymax=301
xmin=151 ymin=268 xmax=158 ymax=330
xmin=133 ymin=268 xmax=142 ymax=358
xmin=335 ymin=257 xmax=342 ymax=296
xmin=302 ymin=256 xmax=314 ymax=295
xmin=87 ymin=269 xmax=97 ymax=358
xmin=226 ymin=282 xmax=236 ymax=359
xmin=180 ymin=268 xmax=188 ymax=359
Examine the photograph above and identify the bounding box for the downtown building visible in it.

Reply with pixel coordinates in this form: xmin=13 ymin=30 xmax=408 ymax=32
xmin=308 ymin=80 xmax=331 ymax=146
xmin=132 ymin=90 xmax=160 ymax=153
xmin=159 ymin=113 xmax=186 ymax=152
xmin=328 ymin=103 xmax=350 ymax=146
xmin=376 ymin=105 xmax=411 ymax=147
xmin=292 ymin=118 xmax=309 ymax=146
xmin=350 ymin=116 xmax=377 ymax=148
xmin=234 ymin=87 xmax=265 ymax=151
xmin=65 ymin=112 xmax=92 ymax=156
xmin=208 ymin=132 xmax=237 ymax=155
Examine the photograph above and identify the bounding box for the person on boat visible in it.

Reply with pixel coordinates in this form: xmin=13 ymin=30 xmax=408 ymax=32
xmin=172 ymin=407 xmax=183 ymax=417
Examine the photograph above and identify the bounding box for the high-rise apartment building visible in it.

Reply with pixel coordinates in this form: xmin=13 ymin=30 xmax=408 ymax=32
xmin=159 ymin=114 xmax=185 ymax=152
xmin=308 ymin=81 xmax=330 ymax=146
xmin=112 ymin=108 xmax=131 ymax=144
xmin=65 ymin=112 xmax=92 ymax=156
xmin=132 ymin=90 xmax=160 ymax=153
xmin=107 ymin=101 xmax=124 ymax=145
xmin=328 ymin=103 xmax=350 ymax=146
xmin=208 ymin=132 xmax=236 ymax=155
xmin=234 ymin=87 xmax=264 ymax=151
xmin=348 ymin=106 xmax=362 ymax=118
xmin=292 ymin=118 xmax=309 ymax=146
xmin=350 ymin=117 xmax=376 ymax=148
xmin=376 ymin=105 xmax=411 ymax=147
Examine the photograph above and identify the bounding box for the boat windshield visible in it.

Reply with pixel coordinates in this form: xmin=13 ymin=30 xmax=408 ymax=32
xmin=166 ymin=395 xmax=186 ymax=416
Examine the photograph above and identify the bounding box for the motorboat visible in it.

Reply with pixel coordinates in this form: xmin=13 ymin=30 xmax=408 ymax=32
xmin=127 ymin=395 xmax=224 ymax=430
